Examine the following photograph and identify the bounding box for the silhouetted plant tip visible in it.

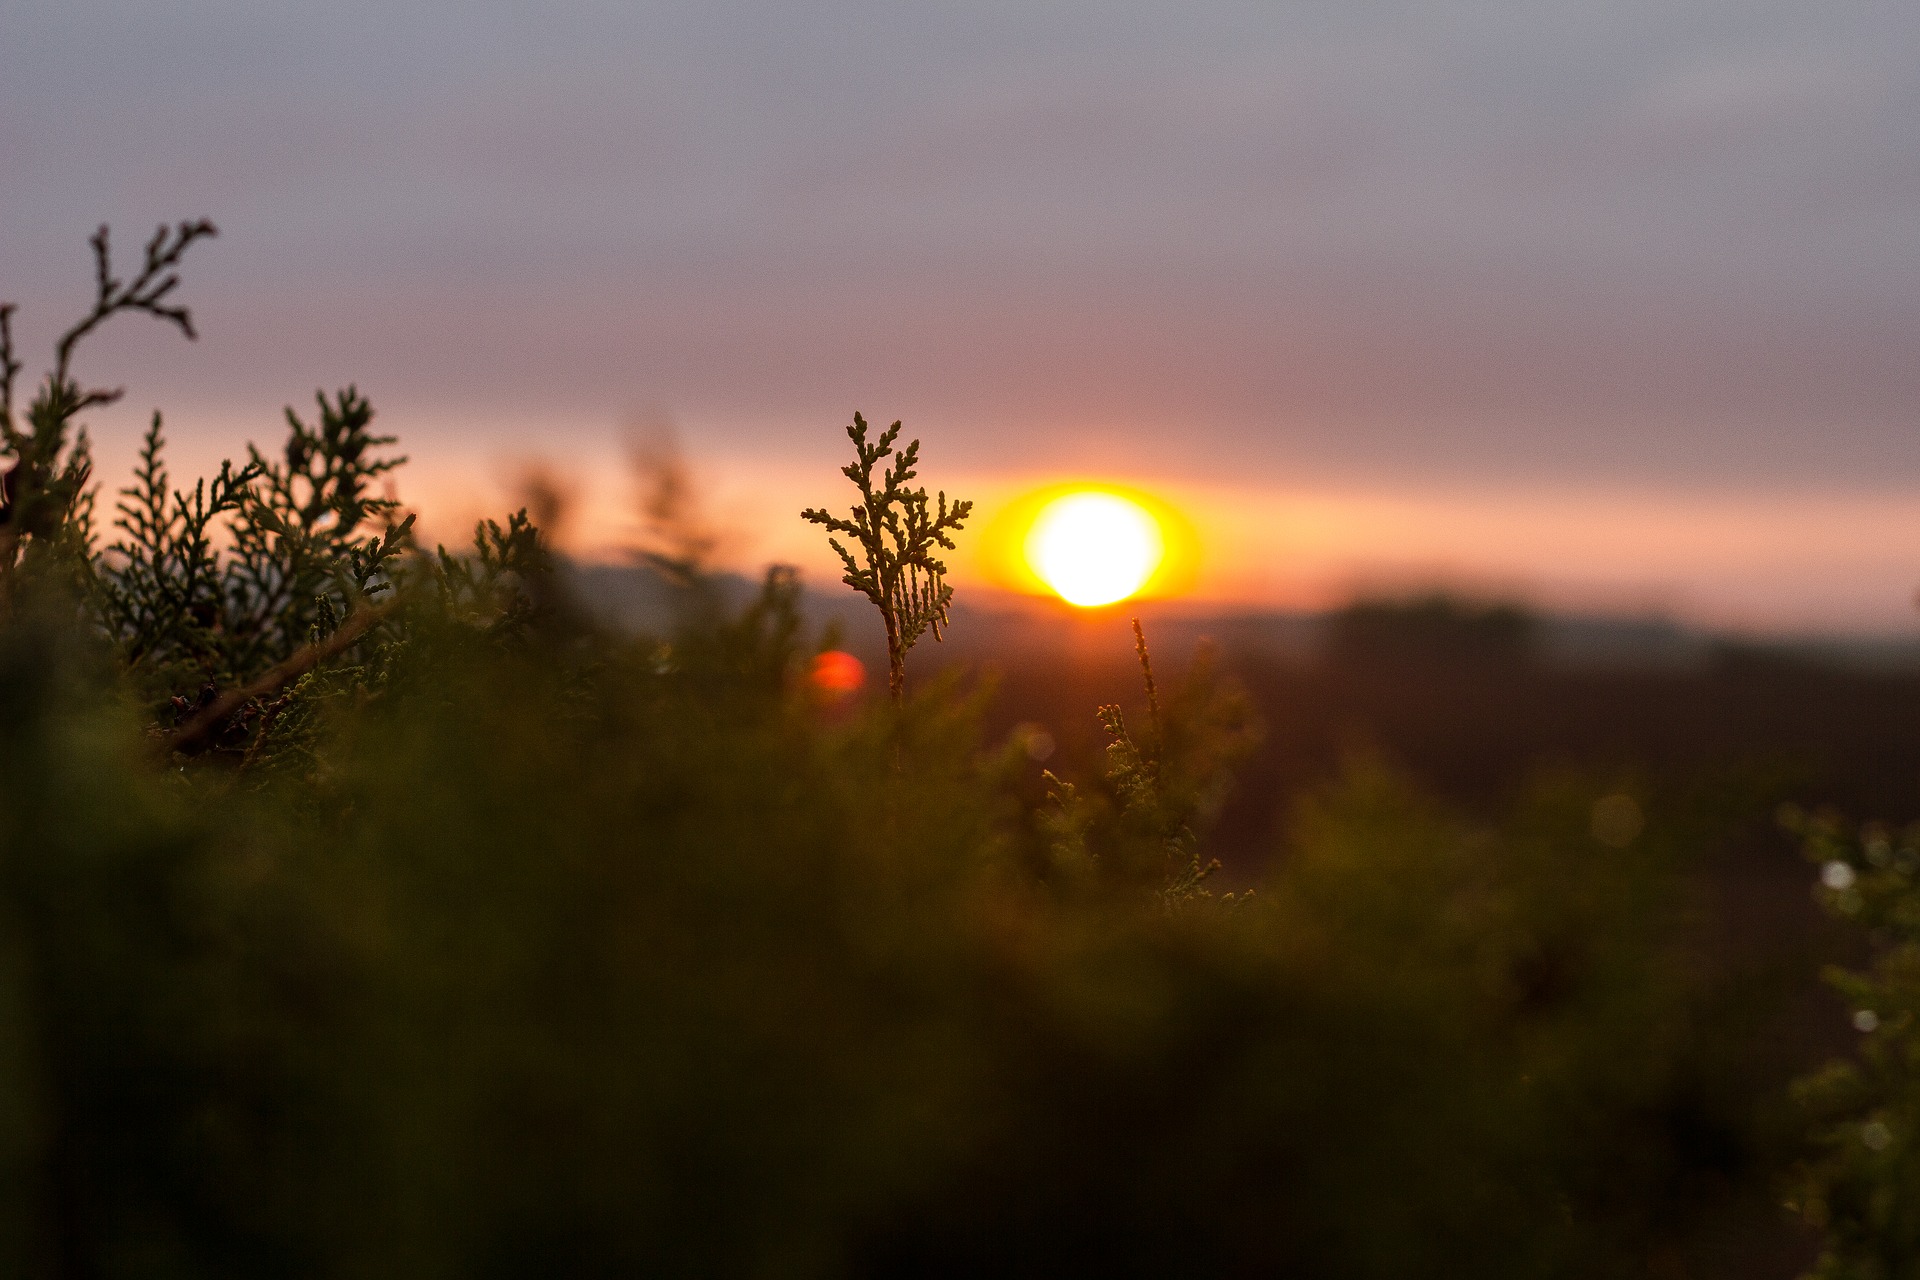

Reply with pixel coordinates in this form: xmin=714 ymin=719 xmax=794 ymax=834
xmin=801 ymin=411 xmax=972 ymax=700
xmin=54 ymin=221 xmax=219 ymax=396
xmin=0 ymin=220 xmax=219 ymax=589
xmin=93 ymin=385 xmax=423 ymax=751
xmin=1132 ymin=616 xmax=1162 ymax=768
xmin=1043 ymin=620 xmax=1256 ymax=907
xmin=630 ymin=427 xmax=721 ymax=588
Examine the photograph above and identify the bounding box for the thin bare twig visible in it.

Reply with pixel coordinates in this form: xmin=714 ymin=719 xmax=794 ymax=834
xmin=52 ymin=221 xmax=218 ymax=396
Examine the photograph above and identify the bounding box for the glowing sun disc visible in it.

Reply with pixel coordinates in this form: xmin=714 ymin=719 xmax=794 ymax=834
xmin=1026 ymin=492 xmax=1164 ymax=607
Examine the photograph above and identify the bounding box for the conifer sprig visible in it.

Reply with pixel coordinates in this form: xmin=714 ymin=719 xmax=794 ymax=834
xmin=801 ymin=412 xmax=972 ymax=701
xmin=51 ymin=221 xmax=219 ymax=407
xmin=1095 ymin=623 xmax=1219 ymax=902
xmin=0 ymin=221 xmax=218 ymax=586
xmin=0 ymin=221 xmax=557 ymax=761
xmin=1044 ymin=620 xmax=1257 ymax=906
xmin=98 ymin=413 xmax=264 ymax=671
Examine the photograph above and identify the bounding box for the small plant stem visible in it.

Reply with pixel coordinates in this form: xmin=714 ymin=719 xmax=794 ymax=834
xmin=884 ymin=608 xmax=905 ymax=702
xmin=1132 ymin=617 xmax=1161 ymax=770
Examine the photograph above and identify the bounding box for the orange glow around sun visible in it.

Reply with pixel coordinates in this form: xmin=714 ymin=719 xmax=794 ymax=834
xmin=982 ymin=485 xmax=1194 ymax=607
xmin=1026 ymin=492 xmax=1163 ymax=606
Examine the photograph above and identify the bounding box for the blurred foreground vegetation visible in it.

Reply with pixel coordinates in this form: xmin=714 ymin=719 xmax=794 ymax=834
xmin=0 ymin=564 xmax=1819 ymax=1277
xmin=1 ymin=225 xmax=1915 ymax=1278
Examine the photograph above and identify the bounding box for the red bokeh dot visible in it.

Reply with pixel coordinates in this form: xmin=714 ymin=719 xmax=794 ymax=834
xmin=809 ymin=650 xmax=865 ymax=697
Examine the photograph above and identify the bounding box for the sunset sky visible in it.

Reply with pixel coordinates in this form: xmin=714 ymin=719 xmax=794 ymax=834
xmin=6 ymin=1 xmax=1920 ymax=630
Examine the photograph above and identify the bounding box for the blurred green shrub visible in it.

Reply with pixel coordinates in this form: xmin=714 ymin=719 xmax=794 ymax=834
xmin=1040 ymin=619 xmax=1260 ymax=906
xmin=1786 ymin=809 xmax=1920 ymax=1278
xmin=0 ymin=226 xmax=1808 ymax=1277
xmin=0 ymin=586 xmax=1801 ymax=1276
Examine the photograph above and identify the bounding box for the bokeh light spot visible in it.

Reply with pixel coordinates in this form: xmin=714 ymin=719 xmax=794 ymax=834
xmin=810 ymin=650 xmax=865 ymax=698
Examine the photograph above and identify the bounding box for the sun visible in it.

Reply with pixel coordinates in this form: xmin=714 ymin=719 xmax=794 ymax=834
xmin=1025 ymin=491 xmax=1165 ymax=607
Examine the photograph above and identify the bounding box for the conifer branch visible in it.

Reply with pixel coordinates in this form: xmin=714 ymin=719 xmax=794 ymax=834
xmin=0 ymin=220 xmax=217 ymax=583
xmin=162 ymin=595 xmax=398 ymax=757
xmin=802 ymin=412 xmax=972 ymax=701
xmin=52 ymin=221 xmax=218 ymax=397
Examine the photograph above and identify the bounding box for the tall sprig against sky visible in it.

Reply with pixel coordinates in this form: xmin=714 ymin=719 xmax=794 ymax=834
xmin=804 ymin=414 xmax=972 ymax=701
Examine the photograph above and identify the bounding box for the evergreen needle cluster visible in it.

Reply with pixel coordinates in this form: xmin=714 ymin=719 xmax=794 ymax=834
xmin=802 ymin=412 xmax=972 ymax=700
xmin=0 ymin=221 xmax=218 ymax=591
xmin=1042 ymin=620 xmax=1259 ymax=905
xmin=0 ymin=224 xmax=547 ymax=765
xmin=1785 ymin=807 xmax=1920 ymax=1279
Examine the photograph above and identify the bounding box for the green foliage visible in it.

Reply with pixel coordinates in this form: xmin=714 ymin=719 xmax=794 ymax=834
xmin=0 ymin=565 xmax=1802 ymax=1277
xmin=424 ymin=508 xmax=549 ymax=631
xmin=0 ymin=222 xmax=218 ymax=590
xmin=802 ymin=412 xmax=972 ymax=700
xmin=0 ymin=224 xmax=560 ymax=765
xmin=95 ymin=390 xmax=421 ymax=729
xmin=1785 ymin=808 xmax=1920 ymax=1278
xmin=96 ymin=413 xmax=262 ymax=679
xmin=1043 ymin=620 xmax=1259 ymax=905
xmin=0 ymin=224 xmax=1822 ymax=1276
